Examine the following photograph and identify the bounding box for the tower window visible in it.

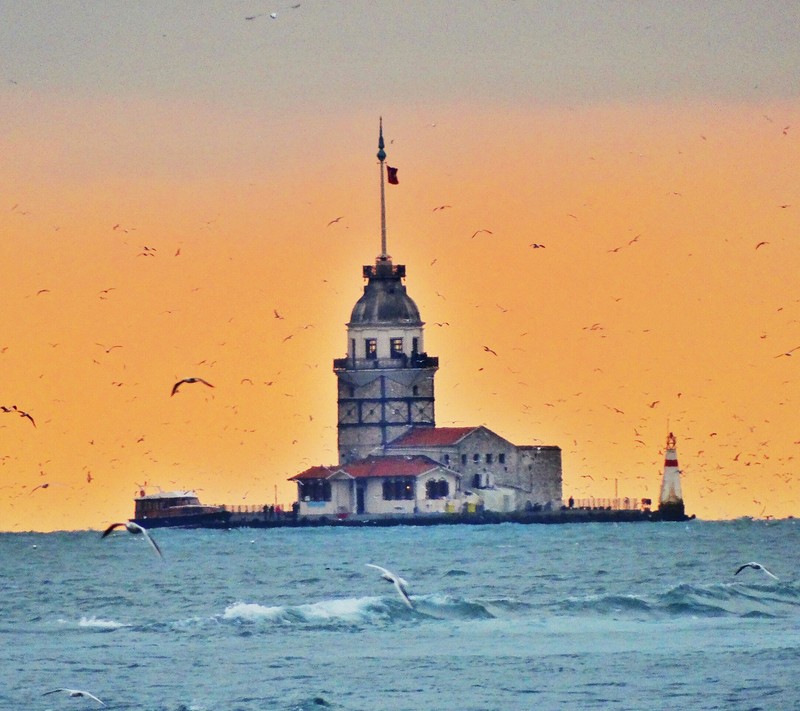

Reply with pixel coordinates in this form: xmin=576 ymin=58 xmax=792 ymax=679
xmin=443 ymin=454 xmax=450 ymax=465
xmin=365 ymin=338 xmax=377 ymax=359
xmin=412 ymin=385 xmax=419 ymax=396
xmin=461 ymin=454 xmax=467 ymax=465
xmin=472 ymin=453 xmax=479 ymax=463
xmin=390 ymin=338 xmax=404 ymax=358
xmin=486 ymin=453 xmax=493 ymax=464
xmin=412 ymin=337 xmax=419 ymax=353
xmin=498 ymin=453 xmax=506 ymax=464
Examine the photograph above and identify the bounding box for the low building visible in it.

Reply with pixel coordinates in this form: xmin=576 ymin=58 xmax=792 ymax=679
xmin=290 ymin=455 xmax=462 ymax=518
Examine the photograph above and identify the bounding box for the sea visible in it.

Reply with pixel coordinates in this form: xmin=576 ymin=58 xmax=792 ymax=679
xmin=3 ymin=519 xmax=800 ymax=711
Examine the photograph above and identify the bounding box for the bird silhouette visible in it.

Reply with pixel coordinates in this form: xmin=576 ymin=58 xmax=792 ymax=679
xmin=327 ymin=216 xmax=344 ymax=226
xmin=733 ymin=561 xmax=777 ymax=580
xmin=365 ymin=564 xmax=413 ymax=608
xmin=101 ymin=521 xmax=163 ymax=559
xmin=471 ymin=229 xmax=493 ymax=238
xmin=171 ymin=377 xmax=214 ymax=396
xmin=42 ymin=689 xmax=105 ymax=705
xmin=483 ymin=346 xmax=498 ymax=356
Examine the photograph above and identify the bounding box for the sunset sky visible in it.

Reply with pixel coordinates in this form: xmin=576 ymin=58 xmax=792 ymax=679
xmin=2 ymin=1 xmax=799 ymax=531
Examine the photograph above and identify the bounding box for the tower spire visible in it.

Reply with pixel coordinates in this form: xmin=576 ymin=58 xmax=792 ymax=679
xmin=377 ymin=117 xmax=388 ymax=260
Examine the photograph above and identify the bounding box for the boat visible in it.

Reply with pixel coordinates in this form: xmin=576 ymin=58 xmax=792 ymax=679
xmin=131 ymin=490 xmax=231 ymax=529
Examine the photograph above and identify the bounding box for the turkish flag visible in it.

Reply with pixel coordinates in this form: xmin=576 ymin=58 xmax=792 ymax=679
xmin=387 ymin=165 xmax=399 ymax=185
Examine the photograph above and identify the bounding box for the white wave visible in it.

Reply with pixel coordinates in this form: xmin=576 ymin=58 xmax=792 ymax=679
xmin=223 ymin=596 xmax=389 ymax=625
xmin=55 ymin=615 xmax=131 ymax=630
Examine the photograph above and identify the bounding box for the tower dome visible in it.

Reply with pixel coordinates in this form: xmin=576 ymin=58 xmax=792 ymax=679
xmin=348 ymin=259 xmax=422 ymax=327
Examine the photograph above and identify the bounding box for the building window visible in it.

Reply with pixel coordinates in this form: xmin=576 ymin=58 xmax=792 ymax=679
xmin=365 ymin=338 xmax=377 ymax=359
xmin=412 ymin=337 xmax=419 ymax=353
xmin=390 ymin=337 xmax=404 ymax=358
xmin=299 ymin=479 xmax=331 ymax=502
xmin=382 ymin=477 xmax=415 ymax=501
xmin=443 ymin=454 xmax=450 ymax=465
xmin=412 ymin=385 xmax=419 ymax=396
xmin=461 ymin=454 xmax=467 ymax=465
xmin=498 ymin=453 xmax=506 ymax=464
xmin=426 ymin=479 xmax=449 ymax=499
xmin=473 ymin=453 xmax=479 ymax=463
xmin=351 ymin=338 xmax=356 ymax=358
xmin=486 ymin=453 xmax=493 ymax=464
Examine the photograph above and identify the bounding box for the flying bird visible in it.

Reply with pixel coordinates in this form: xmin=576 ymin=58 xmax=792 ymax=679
xmin=171 ymin=377 xmax=214 ymax=396
xmin=755 ymin=241 xmax=769 ymax=249
xmin=733 ymin=561 xmax=778 ymax=580
xmin=471 ymin=229 xmax=493 ymax=238
xmin=529 ymin=243 xmax=546 ymax=249
xmin=483 ymin=346 xmax=498 ymax=356
xmin=365 ymin=563 xmax=413 ymax=608
xmin=327 ymin=216 xmax=344 ymax=226
xmin=42 ymin=689 xmax=105 ymax=705
xmin=5 ymin=405 xmax=35 ymax=427
xmin=101 ymin=521 xmax=163 ymax=559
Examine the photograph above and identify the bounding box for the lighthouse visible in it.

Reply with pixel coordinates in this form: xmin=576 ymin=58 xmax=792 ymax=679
xmin=657 ymin=432 xmax=688 ymax=521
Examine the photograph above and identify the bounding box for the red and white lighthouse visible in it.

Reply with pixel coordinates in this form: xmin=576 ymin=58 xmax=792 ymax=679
xmin=657 ymin=432 xmax=687 ymax=520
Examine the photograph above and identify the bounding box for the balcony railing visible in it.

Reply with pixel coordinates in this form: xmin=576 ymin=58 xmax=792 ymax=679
xmin=333 ymin=354 xmax=439 ymax=370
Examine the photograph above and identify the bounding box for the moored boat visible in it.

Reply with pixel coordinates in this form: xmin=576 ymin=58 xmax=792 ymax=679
xmin=131 ymin=491 xmax=231 ymax=529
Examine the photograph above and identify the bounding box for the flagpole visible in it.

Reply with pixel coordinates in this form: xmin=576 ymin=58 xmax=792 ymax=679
xmin=377 ymin=117 xmax=388 ymax=259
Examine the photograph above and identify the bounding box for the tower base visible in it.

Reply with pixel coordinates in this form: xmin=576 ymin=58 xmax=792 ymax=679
xmin=654 ymin=500 xmax=692 ymax=522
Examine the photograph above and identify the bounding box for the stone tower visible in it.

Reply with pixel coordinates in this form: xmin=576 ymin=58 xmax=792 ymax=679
xmin=333 ymin=121 xmax=438 ymax=463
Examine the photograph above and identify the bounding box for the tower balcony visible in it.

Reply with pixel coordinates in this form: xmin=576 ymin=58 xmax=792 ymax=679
xmin=333 ymin=353 xmax=439 ymax=371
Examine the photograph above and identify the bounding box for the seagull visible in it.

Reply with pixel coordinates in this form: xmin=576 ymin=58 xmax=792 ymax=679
xmin=483 ymin=345 xmax=498 ymax=356
xmin=171 ymin=377 xmax=214 ymax=396
xmin=327 ymin=216 xmax=344 ymax=226
xmin=733 ymin=561 xmax=778 ymax=580
xmin=366 ymin=564 xmax=413 ymax=608
xmin=101 ymin=522 xmax=163 ymax=559
xmin=9 ymin=405 xmax=35 ymax=427
xmin=470 ymin=229 xmax=493 ymax=238
xmin=42 ymin=689 xmax=105 ymax=705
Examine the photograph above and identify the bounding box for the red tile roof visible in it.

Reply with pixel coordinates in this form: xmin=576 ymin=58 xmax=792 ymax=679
xmin=343 ymin=455 xmax=442 ymax=479
xmin=289 ymin=465 xmax=338 ymax=481
xmin=388 ymin=426 xmax=477 ymax=448
xmin=288 ymin=456 xmax=446 ymax=481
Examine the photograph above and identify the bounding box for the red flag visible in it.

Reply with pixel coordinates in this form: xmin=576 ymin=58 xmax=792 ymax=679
xmin=387 ymin=165 xmax=399 ymax=185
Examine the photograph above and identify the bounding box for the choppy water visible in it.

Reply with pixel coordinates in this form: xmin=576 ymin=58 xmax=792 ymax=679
xmin=3 ymin=520 xmax=800 ymax=710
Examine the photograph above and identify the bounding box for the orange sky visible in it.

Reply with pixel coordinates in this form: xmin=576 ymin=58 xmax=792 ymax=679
xmin=2 ymin=4 xmax=799 ymax=530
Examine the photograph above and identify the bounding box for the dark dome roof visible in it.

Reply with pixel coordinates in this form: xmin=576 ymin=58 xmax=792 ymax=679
xmin=349 ymin=262 xmax=422 ymax=327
